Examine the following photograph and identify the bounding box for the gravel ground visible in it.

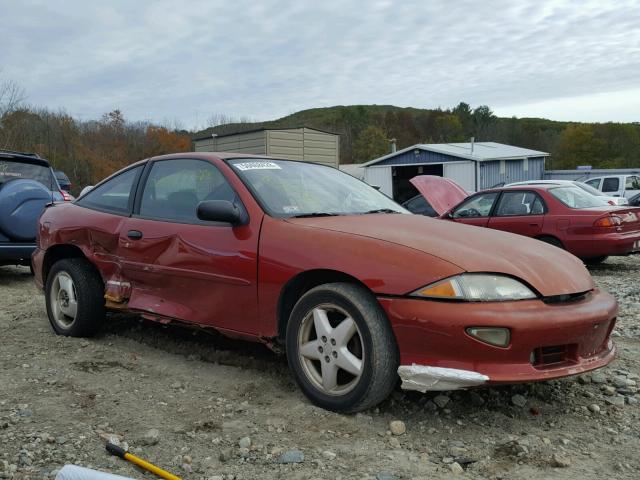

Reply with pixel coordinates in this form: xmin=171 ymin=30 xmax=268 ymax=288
xmin=1 ymin=256 xmax=639 ymax=480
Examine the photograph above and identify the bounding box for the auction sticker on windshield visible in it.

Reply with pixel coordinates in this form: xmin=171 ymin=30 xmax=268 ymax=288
xmin=234 ymin=162 xmax=281 ymax=171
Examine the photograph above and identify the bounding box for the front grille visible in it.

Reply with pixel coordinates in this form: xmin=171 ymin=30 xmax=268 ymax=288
xmin=543 ymin=291 xmax=590 ymax=305
xmin=531 ymin=344 xmax=578 ymax=369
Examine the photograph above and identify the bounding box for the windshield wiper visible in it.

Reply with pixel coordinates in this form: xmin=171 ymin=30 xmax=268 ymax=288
xmin=290 ymin=212 xmax=341 ymax=218
xmin=362 ymin=208 xmax=401 ymax=214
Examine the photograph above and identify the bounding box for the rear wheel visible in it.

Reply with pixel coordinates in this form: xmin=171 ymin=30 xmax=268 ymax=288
xmin=45 ymin=258 xmax=105 ymax=337
xmin=286 ymin=283 xmax=398 ymax=413
xmin=583 ymin=256 xmax=608 ymax=265
xmin=537 ymin=236 xmax=564 ymax=249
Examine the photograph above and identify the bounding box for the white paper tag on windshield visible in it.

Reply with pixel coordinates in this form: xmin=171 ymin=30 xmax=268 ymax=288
xmin=235 ymin=161 xmax=281 ymax=171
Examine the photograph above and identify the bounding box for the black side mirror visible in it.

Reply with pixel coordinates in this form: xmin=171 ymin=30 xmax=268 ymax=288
xmin=197 ymin=200 xmax=245 ymax=225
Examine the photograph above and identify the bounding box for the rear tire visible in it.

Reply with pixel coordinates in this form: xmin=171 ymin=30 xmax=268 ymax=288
xmin=45 ymin=258 xmax=105 ymax=337
xmin=537 ymin=236 xmax=564 ymax=249
xmin=286 ymin=282 xmax=399 ymax=413
xmin=583 ymin=256 xmax=608 ymax=265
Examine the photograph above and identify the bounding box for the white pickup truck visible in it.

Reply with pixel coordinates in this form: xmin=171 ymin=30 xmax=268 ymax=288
xmin=584 ymin=174 xmax=640 ymax=200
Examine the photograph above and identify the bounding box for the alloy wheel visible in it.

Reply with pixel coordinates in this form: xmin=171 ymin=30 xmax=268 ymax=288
xmin=297 ymin=304 xmax=364 ymax=396
xmin=49 ymin=271 xmax=78 ymax=328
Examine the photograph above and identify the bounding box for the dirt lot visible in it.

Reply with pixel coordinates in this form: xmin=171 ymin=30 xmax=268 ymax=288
xmin=1 ymin=257 xmax=639 ymax=480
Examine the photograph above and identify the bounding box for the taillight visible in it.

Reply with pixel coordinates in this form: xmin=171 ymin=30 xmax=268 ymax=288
xmin=607 ymin=200 xmax=616 ymax=206
xmin=60 ymin=189 xmax=72 ymax=201
xmin=594 ymin=215 xmax=622 ymax=228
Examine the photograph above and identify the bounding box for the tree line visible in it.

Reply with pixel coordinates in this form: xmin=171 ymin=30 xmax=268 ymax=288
xmin=0 ymin=79 xmax=190 ymax=193
xmin=197 ymin=103 xmax=640 ymax=169
xmin=2 ymin=74 xmax=639 ymax=194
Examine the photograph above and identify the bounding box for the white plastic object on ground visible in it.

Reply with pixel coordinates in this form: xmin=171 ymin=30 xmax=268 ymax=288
xmin=398 ymin=364 xmax=489 ymax=392
xmin=55 ymin=465 xmax=135 ymax=480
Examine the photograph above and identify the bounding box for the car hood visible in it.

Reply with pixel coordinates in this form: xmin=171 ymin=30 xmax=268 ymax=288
xmin=410 ymin=175 xmax=469 ymax=216
xmin=288 ymin=214 xmax=594 ymax=297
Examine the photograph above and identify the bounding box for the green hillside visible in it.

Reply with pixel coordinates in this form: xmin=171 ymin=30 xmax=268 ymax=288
xmin=194 ymin=104 xmax=640 ymax=169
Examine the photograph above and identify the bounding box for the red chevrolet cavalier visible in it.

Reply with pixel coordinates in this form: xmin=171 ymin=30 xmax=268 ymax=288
xmin=33 ymin=153 xmax=617 ymax=412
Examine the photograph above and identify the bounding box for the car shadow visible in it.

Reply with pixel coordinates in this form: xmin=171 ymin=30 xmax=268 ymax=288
xmin=587 ymin=257 xmax=640 ymax=274
xmin=98 ymin=312 xmax=288 ymax=373
xmin=0 ymin=265 xmax=33 ymax=286
xmin=97 ymin=311 xmax=583 ymax=418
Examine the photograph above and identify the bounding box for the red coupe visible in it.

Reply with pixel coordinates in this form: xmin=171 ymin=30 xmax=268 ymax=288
xmin=409 ymin=176 xmax=640 ymax=264
xmin=33 ymin=154 xmax=617 ymax=412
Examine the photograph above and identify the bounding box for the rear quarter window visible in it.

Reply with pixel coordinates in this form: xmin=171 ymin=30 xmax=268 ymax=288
xmin=76 ymin=166 xmax=142 ymax=215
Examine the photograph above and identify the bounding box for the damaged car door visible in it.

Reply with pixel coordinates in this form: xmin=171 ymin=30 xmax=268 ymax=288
xmin=116 ymin=158 xmax=260 ymax=334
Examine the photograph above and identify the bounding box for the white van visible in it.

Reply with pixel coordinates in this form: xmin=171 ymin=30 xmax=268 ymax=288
xmin=584 ymin=174 xmax=640 ymax=199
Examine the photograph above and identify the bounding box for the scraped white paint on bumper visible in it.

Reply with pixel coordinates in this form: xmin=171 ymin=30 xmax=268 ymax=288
xmin=398 ymin=364 xmax=489 ymax=392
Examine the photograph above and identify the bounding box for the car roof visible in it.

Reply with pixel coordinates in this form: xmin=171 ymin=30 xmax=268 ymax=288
xmin=150 ymin=152 xmax=280 ymax=161
xmin=585 ymin=174 xmax=636 ymax=180
xmin=0 ymin=149 xmax=51 ymax=167
xmin=509 ymin=180 xmax=574 ymax=185
xmin=148 ymin=151 xmax=322 ymax=166
xmin=488 ymin=184 xmax=561 ymax=193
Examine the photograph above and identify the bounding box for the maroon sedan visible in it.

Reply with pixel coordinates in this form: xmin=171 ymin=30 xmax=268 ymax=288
xmin=409 ymin=176 xmax=640 ymax=264
xmin=33 ymin=154 xmax=617 ymax=412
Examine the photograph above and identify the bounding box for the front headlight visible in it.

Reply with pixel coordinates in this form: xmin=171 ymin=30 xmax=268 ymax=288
xmin=410 ymin=273 xmax=537 ymax=302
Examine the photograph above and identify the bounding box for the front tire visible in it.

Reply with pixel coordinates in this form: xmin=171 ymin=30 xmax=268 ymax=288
xmin=286 ymin=283 xmax=399 ymax=413
xmin=45 ymin=258 xmax=105 ymax=337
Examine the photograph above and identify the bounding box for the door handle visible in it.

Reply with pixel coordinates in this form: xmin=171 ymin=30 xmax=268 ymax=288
xmin=127 ymin=230 xmax=143 ymax=240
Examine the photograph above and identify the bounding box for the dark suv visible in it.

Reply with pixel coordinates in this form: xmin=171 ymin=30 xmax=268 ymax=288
xmin=55 ymin=170 xmax=72 ymax=192
xmin=0 ymin=150 xmax=66 ymax=267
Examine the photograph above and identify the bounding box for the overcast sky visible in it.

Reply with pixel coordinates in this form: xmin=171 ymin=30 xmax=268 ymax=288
xmin=2 ymin=0 xmax=639 ymax=129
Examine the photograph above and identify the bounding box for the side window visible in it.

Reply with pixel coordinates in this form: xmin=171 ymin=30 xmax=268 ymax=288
xmin=585 ymin=178 xmax=601 ymax=190
xmin=77 ymin=166 xmax=142 ymax=214
xmin=452 ymin=192 xmax=498 ymax=218
xmin=405 ymin=195 xmax=437 ymax=217
xmin=626 ymin=176 xmax=640 ymax=190
xmin=139 ymin=159 xmax=236 ymax=223
xmin=495 ymin=191 xmax=543 ymax=216
xmin=602 ymin=177 xmax=620 ymax=193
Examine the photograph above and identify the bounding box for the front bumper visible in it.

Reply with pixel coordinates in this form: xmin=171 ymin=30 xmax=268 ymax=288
xmin=379 ymin=288 xmax=617 ymax=388
xmin=0 ymin=243 xmax=36 ymax=266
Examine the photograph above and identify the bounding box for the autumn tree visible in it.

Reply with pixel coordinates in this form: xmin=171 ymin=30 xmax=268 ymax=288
xmin=0 ymin=76 xmax=25 ymax=116
xmin=554 ymin=124 xmax=605 ymax=169
xmin=432 ymin=114 xmax=464 ymax=142
xmin=472 ymin=105 xmax=496 ymax=140
xmin=352 ymin=126 xmax=389 ymax=163
xmin=452 ymin=102 xmax=473 ymax=136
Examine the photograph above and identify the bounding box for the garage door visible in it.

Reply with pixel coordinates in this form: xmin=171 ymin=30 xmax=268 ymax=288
xmin=444 ymin=162 xmax=475 ymax=192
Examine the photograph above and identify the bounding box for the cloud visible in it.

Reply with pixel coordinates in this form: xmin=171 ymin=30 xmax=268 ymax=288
xmin=1 ymin=0 xmax=639 ymax=127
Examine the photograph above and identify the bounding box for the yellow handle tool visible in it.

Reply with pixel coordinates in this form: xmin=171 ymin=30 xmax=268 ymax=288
xmin=106 ymin=442 xmax=181 ymax=480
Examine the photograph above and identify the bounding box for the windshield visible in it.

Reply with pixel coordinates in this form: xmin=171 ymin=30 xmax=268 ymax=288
xmin=228 ymin=159 xmax=408 ymax=217
xmin=0 ymin=160 xmax=56 ymax=190
xmin=549 ymin=186 xmax=610 ymax=208
xmin=573 ymin=181 xmax=605 ymax=197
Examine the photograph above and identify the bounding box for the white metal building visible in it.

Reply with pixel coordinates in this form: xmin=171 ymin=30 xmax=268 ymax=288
xmin=362 ymin=142 xmax=549 ymax=202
